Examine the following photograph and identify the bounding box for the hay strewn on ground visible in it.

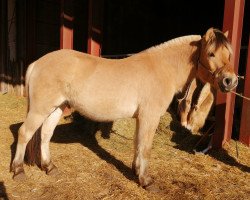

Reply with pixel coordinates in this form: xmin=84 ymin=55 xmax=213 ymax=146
xmin=0 ymin=94 xmax=249 ymax=200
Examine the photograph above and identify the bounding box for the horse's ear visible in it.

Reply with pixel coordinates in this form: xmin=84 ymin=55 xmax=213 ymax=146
xmin=224 ymin=30 xmax=229 ymax=38
xmin=205 ymin=28 xmax=215 ymax=41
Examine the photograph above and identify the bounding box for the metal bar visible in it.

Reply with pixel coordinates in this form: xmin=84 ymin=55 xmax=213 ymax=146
xmin=239 ymin=35 xmax=250 ymax=146
xmin=213 ymin=0 xmax=245 ymax=148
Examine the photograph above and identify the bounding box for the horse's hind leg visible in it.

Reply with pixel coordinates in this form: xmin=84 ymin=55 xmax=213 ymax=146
xmin=40 ymin=107 xmax=63 ymax=175
xmin=12 ymin=112 xmax=47 ymax=180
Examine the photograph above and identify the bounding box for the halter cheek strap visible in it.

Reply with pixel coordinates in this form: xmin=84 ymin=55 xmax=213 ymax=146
xmin=197 ymin=60 xmax=223 ymax=85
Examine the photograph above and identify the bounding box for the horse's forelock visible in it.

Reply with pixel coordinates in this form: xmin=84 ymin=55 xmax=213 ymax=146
xmin=206 ymin=29 xmax=233 ymax=55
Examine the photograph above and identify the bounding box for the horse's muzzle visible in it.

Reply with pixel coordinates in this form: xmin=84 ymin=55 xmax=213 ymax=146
xmin=219 ymin=76 xmax=238 ymax=92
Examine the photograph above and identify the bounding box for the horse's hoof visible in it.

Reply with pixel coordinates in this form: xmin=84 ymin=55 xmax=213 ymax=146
xmin=144 ymin=183 xmax=160 ymax=192
xmin=42 ymin=162 xmax=59 ymax=176
xmin=186 ymin=124 xmax=193 ymax=131
xmin=47 ymin=165 xmax=59 ymax=176
xmin=144 ymin=181 xmax=167 ymax=193
xmin=140 ymin=175 xmax=154 ymax=188
xmin=181 ymin=121 xmax=188 ymax=128
xmin=13 ymin=171 xmax=26 ymax=181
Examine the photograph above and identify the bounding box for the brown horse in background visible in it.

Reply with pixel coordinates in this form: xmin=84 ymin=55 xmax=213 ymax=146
xmin=12 ymin=28 xmax=238 ymax=187
xmin=178 ymin=78 xmax=215 ymax=133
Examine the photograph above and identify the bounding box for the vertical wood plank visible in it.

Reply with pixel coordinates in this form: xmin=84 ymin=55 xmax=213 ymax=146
xmin=239 ymin=35 xmax=250 ymax=146
xmin=60 ymin=0 xmax=74 ymax=49
xmin=87 ymin=0 xmax=103 ymax=56
xmin=213 ymin=0 xmax=245 ymax=148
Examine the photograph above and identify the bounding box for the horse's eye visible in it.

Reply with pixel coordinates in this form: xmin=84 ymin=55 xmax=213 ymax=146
xmin=209 ymin=53 xmax=215 ymax=57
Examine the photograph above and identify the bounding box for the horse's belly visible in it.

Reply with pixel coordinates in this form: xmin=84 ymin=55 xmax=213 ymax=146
xmin=70 ymin=95 xmax=138 ymax=122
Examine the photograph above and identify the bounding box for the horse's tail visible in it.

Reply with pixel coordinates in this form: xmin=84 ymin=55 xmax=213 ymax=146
xmin=24 ymin=62 xmax=35 ymax=112
xmin=24 ymin=62 xmax=41 ymax=166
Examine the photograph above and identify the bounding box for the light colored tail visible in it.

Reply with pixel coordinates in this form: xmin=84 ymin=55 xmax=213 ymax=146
xmin=24 ymin=62 xmax=41 ymax=165
xmin=24 ymin=62 xmax=35 ymax=113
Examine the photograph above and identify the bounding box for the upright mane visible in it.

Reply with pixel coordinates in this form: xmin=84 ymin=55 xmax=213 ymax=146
xmin=145 ymin=35 xmax=201 ymax=53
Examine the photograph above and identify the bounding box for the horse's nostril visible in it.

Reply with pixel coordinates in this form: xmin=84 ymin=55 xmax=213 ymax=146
xmin=223 ymin=77 xmax=232 ymax=87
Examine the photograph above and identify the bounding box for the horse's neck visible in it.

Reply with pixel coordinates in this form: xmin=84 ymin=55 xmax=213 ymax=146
xmin=159 ymin=36 xmax=200 ymax=94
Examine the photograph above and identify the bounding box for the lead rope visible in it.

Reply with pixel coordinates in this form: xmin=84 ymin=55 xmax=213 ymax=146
xmin=193 ymin=75 xmax=250 ymax=155
xmin=230 ymin=90 xmax=250 ymax=101
xmin=230 ymin=75 xmax=250 ymax=101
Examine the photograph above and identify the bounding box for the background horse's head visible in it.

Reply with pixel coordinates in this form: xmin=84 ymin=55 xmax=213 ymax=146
xmin=197 ymin=28 xmax=238 ymax=92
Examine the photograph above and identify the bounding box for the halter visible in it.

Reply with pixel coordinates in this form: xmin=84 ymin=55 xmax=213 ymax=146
xmin=197 ymin=60 xmax=223 ymax=85
xmin=197 ymin=60 xmax=250 ymax=100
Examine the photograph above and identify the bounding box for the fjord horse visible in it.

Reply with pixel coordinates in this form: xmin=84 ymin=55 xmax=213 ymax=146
xmin=178 ymin=78 xmax=215 ymax=133
xmin=12 ymin=28 xmax=238 ymax=187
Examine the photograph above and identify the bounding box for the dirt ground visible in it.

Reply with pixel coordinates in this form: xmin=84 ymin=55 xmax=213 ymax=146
xmin=0 ymin=93 xmax=249 ymax=200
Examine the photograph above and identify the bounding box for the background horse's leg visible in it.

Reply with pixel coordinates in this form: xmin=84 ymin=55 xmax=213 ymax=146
xmin=133 ymin=114 xmax=160 ymax=187
xmin=40 ymin=107 xmax=63 ymax=175
xmin=178 ymin=78 xmax=197 ymax=127
xmin=12 ymin=112 xmax=48 ymax=180
xmin=187 ymin=84 xmax=214 ymax=132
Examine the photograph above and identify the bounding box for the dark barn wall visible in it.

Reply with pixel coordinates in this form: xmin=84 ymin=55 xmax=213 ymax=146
xmin=35 ymin=0 xmax=60 ymax=59
xmin=102 ymin=0 xmax=224 ymax=55
xmin=73 ymin=0 xmax=89 ymax=52
xmin=0 ymin=0 xmax=7 ymax=93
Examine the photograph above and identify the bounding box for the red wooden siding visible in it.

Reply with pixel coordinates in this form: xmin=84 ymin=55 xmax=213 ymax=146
xmin=87 ymin=0 xmax=104 ymax=56
xmin=60 ymin=0 xmax=73 ymax=49
xmin=239 ymin=35 xmax=250 ymax=146
xmin=213 ymin=0 xmax=245 ymax=148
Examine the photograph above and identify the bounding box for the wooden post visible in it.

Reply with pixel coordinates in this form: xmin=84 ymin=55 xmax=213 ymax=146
xmin=213 ymin=0 xmax=245 ymax=148
xmin=60 ymin=0 xmax=74 ymax=115
xmin=0 ymin=0 xmax=7 ymax=93
xmin=87 ymin=0 xmax=103 ymax=56
xmin=239 ymin=35 xmax=250 ymax=146
xmin=60 ymin=0 xmax=74 ymax=49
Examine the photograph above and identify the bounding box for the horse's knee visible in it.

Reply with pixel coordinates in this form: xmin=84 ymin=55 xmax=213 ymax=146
xmin=17 ymin=124 xmax=29 ymax=143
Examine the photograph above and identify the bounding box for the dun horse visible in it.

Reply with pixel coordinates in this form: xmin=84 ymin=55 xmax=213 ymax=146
xmin=178 ymin=78 xmax=215 ymax=133
xmin=12 ymin=28 xmax=238 ymax=187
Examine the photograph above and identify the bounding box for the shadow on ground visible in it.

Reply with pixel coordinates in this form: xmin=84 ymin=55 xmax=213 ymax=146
xmin=9 ymin=113 xmax=137 ymax=184
xmin=9 ymin=111 xmax=250 ymax=184
xmin=0 ymin=182 xmax=9 ymax=200
xmin=168 ymin=108 xmax=250 ymax=173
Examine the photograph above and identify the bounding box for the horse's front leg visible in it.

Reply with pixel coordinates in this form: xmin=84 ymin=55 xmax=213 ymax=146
xmin=132 ymin=114 xmax=160 ymax=187
xmin=178 ymin=78 xmax=197 ymax=128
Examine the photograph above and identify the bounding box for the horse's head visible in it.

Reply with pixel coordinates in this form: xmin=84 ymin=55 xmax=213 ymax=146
xmin=197 ymin=28 xmax=238 ymax=92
